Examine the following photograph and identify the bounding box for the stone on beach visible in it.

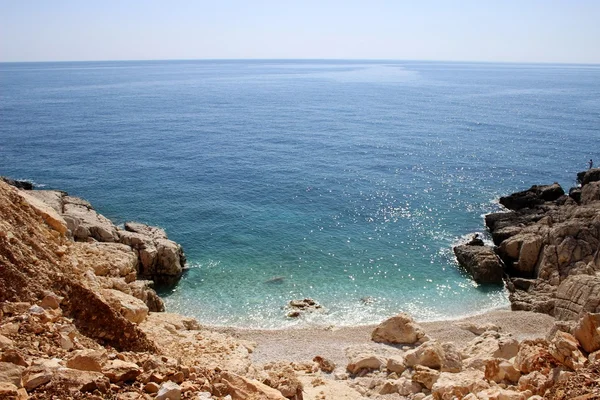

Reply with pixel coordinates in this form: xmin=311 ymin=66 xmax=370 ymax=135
xmin=371 ymin=313 xmax=426 ymax=344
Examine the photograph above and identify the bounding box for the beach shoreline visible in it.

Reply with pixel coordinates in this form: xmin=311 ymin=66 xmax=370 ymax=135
xmin=214 ymin=308 xmax=555 ymax=367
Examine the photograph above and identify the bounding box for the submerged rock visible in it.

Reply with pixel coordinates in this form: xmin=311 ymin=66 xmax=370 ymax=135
xmin=285 ymin=298 xmax=323 ymax=318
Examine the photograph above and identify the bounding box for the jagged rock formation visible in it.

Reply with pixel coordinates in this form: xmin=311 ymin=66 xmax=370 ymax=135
xmin=455 ymin=169 xmax=600 ymax=322
xmin=24 ymin=187 xmax=185 ymax=286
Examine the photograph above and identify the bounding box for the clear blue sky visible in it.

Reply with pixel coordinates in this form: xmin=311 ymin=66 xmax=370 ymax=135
xmin=1 ymin=0 xmax=599 ymax=63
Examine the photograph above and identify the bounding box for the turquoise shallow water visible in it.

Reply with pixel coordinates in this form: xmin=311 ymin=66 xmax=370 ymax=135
xmin=1 ymin=60 xmax=599 ymax=328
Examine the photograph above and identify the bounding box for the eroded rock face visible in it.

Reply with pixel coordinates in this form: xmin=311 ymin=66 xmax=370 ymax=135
xmin=371 ymin=313 xmax=426 ymax=345
xmin=120 ymin=223 xmax=186 ymax=286
xmin=499 ymin=183 xmax=564 ymax=211
xmin=481 ymin=171 xmax=600 ymax=319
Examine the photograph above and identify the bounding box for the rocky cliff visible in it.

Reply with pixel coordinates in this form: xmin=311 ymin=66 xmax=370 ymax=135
xmin=454 ymin=169 xmax=600 ymax=322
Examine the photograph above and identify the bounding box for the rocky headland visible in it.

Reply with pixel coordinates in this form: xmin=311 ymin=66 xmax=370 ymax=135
xmin=1 ymin=170 xmax=600 ymax=400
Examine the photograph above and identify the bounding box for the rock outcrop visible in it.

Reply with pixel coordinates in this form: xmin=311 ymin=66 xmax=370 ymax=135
xmin=460 ymin=170 xmax=600 ymax=321
xmin=26 ymin=188 xmax=185 ymax=286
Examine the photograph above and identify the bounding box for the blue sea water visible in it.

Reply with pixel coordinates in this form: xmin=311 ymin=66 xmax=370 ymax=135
xmin=1 ymin=60 xmax=599 ymax=328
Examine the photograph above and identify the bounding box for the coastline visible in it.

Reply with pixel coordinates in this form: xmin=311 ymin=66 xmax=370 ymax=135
xmin=216 ymin=308 xmax=555 ymax=367
xmin=2 ymin=173 xmax=600 ymax=399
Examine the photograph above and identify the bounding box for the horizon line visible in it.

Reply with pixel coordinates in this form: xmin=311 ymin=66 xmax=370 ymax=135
xmin=1 ymin=57 xmax=599 ymax=66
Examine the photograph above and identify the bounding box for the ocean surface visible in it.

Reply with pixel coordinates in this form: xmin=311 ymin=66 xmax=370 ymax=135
xmin=1 ymin=60 xmax=599 ymax=328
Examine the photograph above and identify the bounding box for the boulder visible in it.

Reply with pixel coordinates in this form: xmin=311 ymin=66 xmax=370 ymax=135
xmin=102 ymin=359 xmax=141 ymax=383
xmin=514 ymin=339 xmax=557 ymax=374
xmin=25 ymin=190 xmax=65 ymax=213
xmin=412 ymin=365 xmax=440 ymax=390
xmin=573 ymin=312 xmax=600 ymax=353
xmin=484 ymin=358 xmax=521 ymax=384
xmin=101 ymin=289 xmax=149 ymax=324
xmin=462 ymin=331 xmax=519 ymax=368
xmin=549 ymin=331 xmax=586 ymax=370
xmin=431 ymin=369 xmax=489 ymax=400
xmin=497 ymin=233 xmax=543 ymax=277
xmin=517 ymin=370 xmax=553 ymax=396
xmin=128 ymin=280 xmax=165 ymax=312
xmin=50 ymin=368 xmax=110 ymax=393
xmin=154 ymin=381 xmax=181 ymax=400
xmin=371 ymin=313 xmax=426 ymax=344
xmin=346 ymin=353 xmax=385 ymax=374
xmin=402 ymin=341 xmax=462 ymax=373
xmin=453 ymin=244 xmax=504 ymax=284
xmin=386 ymin=356 xmax=406 ymax=374
xmin=220 ymin=371 xmax=287 ymax=400
xmin=66 ymin=349 xmax=107 ymax=372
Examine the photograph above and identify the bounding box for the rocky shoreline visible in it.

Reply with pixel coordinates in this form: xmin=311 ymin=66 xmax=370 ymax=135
xmin=453 ymin=168 xmax=600 ymax=325
xmin=1 ymin=172 xmax=600 ymax=399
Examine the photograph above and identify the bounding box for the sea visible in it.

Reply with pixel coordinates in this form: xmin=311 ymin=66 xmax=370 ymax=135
xmin=1 ymin=60 xmax=598 ymax=329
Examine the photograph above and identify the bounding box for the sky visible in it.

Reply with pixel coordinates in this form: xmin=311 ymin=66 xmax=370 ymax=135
xmin=0 ymin=0 xmax=599 ymax=63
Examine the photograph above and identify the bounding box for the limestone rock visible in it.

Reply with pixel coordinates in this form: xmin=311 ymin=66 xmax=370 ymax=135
xmin=17 ymin=190 xmax=68 ymax=235
xmin=66 ymin=349 xmax=107 ymax=372
xmin=128 ymin=280 xmax=165 ymax=312
xmin=453 ymin=244 xmax=504 ymax=283
xmin=405 ymin=340 xmax=443 ymax=369
xmin=0 ymin=361 xmax=24 ymax=388
xmin=514 ymin=339 xmax=557 ymax=374
xmin=549 ymin=330 xmax=587 ymax=370
xmin=124 ymin=221 xmax=168 ymax=240
xmin=475 ymin=387 xmax=527 ymax=400
xmin=23 ymin=370 xmax=52 ymax=391
xmin=431 ymin=369 xmax=489 ymax=400
xmin=462 ymin=331 xmax=519 ymax=369
xmin=119 ymin=223 xmax=185 ymax=286
xmin=63 ymin=195 xmax=119 ymax=242
xmin=102 ymin=359 xmax=141 ymax=383
xmin=412 ymin=365 xmax=440 ymax=390
xmin=51 ymin=368 xmax=110 ymax=393
xmin=101 ymin=289 xmax=149 ymax=324
xmin=484 ymin=358 xmax=521 ymax=384
xmin=346 ymin=353 xmax=385 ymax=374
xmin=554 ymin=275 xmax=600 ymax=321
xmin=220 ymin=371 xmax=287 ymax=400
xmin=371 ymin=313 xmax=426 ymax=344
xmin=573 ymin=312 xmax=600 ymax=353
xmin=0 ymin=382 xmax=27 ymax=400
xmin=386 ymin=356 xmax=406 ymax=374
xmin=517 ymin=370 xmax=553 ymax=396
xmin=1 ymin=350 xmax=28 ymax=367
xmin=25 ymin=190 xmax=65 ymax=213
